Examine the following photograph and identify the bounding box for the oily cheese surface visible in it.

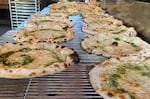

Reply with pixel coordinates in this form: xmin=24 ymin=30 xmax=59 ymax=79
xmin=89 ymin=56 xmax=150 ymax=99
xmin=0 ymin=42 xmax=79 ymax=78
xmin=81 ymin=33 xmax=150 ymax=57
xmin=13 ymin=29 xmax=75 ymax=43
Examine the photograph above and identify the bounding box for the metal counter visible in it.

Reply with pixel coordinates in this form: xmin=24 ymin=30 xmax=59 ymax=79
xmin=0 ymin=14 xmax=105 ymax=99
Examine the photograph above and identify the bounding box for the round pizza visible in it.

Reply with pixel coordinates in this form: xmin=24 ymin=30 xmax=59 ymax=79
xmin=0 ymin=42 xmax=79 ymax=78
xmin=30 ymin=13 xmax=69 ymax=22
xmin=82 ymin=24 xmax=137 ymax=36
xmin=81 ymin=33 xmax=150 ymax=57
xmin=83 ymin=17 xmax=123 ymax=27
xmin=13 ymin=28 xmax=75 ymax=43
xmin=25 ymin=19 xmax=74 ymax=32
xmin=89 ymin=56 xmax=150 ymax=99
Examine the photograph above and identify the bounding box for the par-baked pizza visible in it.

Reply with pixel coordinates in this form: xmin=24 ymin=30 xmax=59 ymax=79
xmin=25 ymin=19 xmax=74 ymax=32
xmin=89 ymin=56 xmax=150 ymax=99
xmin=13 ymin=28 xmax=75 ymax=43
xmin=0 ymin=42 xmax=79 ymax=78
xmin=81 ymin=33 xmax=150 ymax=57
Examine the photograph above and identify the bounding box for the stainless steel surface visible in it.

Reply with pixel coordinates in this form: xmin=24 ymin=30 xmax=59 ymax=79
xmin=0 ymin=16 xmax=105 ymax=98
xmin=8 ymin=0 xmax=40 ymax=30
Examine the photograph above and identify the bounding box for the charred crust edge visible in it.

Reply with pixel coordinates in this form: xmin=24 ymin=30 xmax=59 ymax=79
xmin=69 ymin=51 xmax=80 ymax=63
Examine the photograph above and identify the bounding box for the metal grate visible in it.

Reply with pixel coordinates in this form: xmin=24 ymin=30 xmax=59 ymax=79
xmin=0 ymin=14 xmax=105 ymax=99
xmin=8 ymin=0 xmax=40 ymax=30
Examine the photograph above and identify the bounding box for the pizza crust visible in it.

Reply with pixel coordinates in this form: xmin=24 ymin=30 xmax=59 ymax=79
xmin=30 ymin=13 xmax=69 ymax=21
xmin=25 ymin=20 xmax=74 ymax=32
xmin=0 ymin=42 xmax=79 ymax=78
xmin=82 ymin=25 xmax=137 ymax=36
xmin=81 ymin=33 xmax=150 ymax=57
xmin=13 ymin=29 xmax=75 ymax=43
xmin=89 ymin=56 xmax=150 ymax=99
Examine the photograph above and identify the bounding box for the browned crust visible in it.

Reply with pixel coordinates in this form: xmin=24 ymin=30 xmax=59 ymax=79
xmin=80 ymin=34 xmax=150 ymax=58
xmin=89 ymin=56 xmax=150 ymax=99
xmin=0 ymin=42 xmax=79 ymax=79
xmin=25 ymin=20 xmax=75 ymax=32
xmin=13 ymin=29 xmax=75 ymax=43
xmin=69 ymin=51 xmax=80 ymax=63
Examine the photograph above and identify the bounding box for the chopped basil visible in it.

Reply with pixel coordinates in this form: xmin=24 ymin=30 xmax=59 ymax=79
xmin=119 ymin=63 xmax=141 ymax=71
xmin=54 ymin=35 xmax=66 ymax=40
xmin=45 ymin=62 xmax=55 ymax=66
xmin=117 ymin=67 xmax=126 ymax=74
xmin=2 ymin=59 xmax=19 ymax=66
xmin=20 ymin=54 xmax=34 ymax=65
xmin=50 ymin=51 xmax=63 ymax=62
xmin=130 ymin=43 xmax=138 ymax=47
xmin=51 ymin=29 xmax=62 ymax=31
xmin=128 ymin=93 xmax=135 ymax=99
xmin=61 ymin=5 xmax=67 ymax=8
xmin=19 ymin=48 xmax=32 ymax=52
xmin=0 ymin=48 xmax=33 ymax=66
xmin=142 ymin=72 xmax=150 ymax=77
xmin=114 ymin=37 xmax=121 ymax=41
xmin=116 ymin=88 xmax=126 ymax=93
xmin=125 ymin=42 xmax=141 ymax=51
xmin=40 ymin=20 xmax=53 ymax=22
xmin=112 ymin=29 xmax=126 ymax=34
xmin=108 ymin=74 xmax=120 ymax=87
xmin=0 ymin=51 xmax=15 ymax=59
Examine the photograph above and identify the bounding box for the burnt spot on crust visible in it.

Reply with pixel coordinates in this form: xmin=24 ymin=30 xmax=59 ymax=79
xmin=60 ymin=46 xmax=65 ymax=48
xmin=69 ymin=52 xmax=80 ymax=63
xmin=64 ymin=39 xmax=67 ymax=42
xmin=62 ymin=26 xmax=68 ymax=30
xmin=64 ymin=63 xmax=68 ymax=68
xmin=42 ymin=70 xmax=47 ymax=74
xmin=56 ymin=45 xmax=59 ymax=48
xmin=29 ymin=39 xmax=33 ymax=41
xmin=13 ymin=42 xmax=17 ymax=44
xmin=118 ymin=94 xmax=126 ymax=99
xmin=54 ymin=64 xmax=60 ymax=68
xmin=112 ymin=42 xmax=118 ymax=46
xmin=107 ymin=92 xmax=114 ymax=97
xmin=19 ymin=43 xmax=23 ymax=46
xmin=29 ymin=72 xmax=36 ymax=76
xmin=42 ymin=41 xmax=47 ymax=43
xmin=9 ymin=70 xmax=13 ymax=72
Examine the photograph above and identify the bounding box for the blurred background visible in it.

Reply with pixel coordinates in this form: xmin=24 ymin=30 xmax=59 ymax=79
xmin=0 ymin=0 xmax=150 ymax=42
